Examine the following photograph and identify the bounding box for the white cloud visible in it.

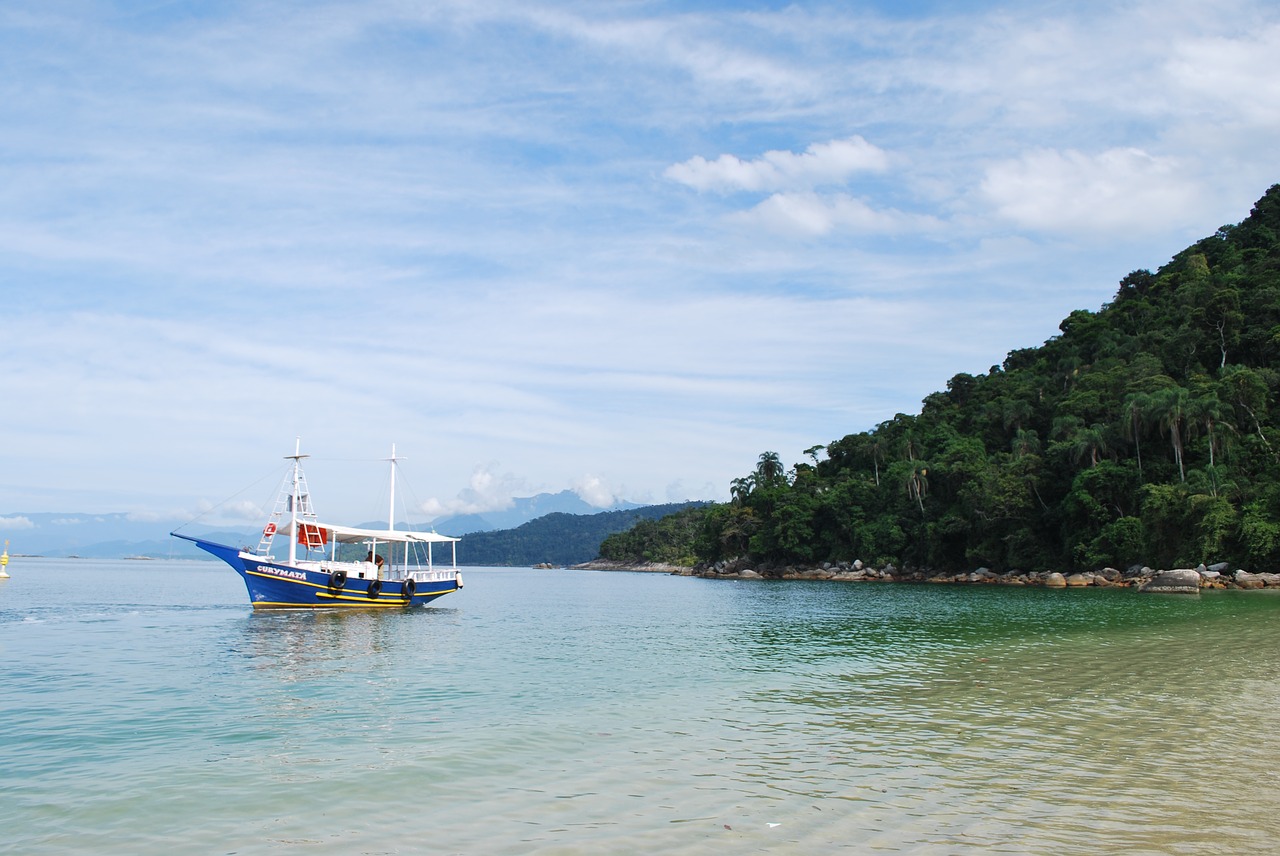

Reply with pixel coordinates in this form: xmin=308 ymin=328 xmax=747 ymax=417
xmin=0 ymin=516 xmax=34 ymax=530
xmin=572 ymin=474 xmax=617 ymax=508
xmin=183 ymin=499 xmax=265 ymax=527
xmin=420 ymin=464 xmax=529 ymax=520
xmin=981 ymin=147 xmax=1200 ymax=235
xmin=1166 ymin=24 xmax=1280 ymax=128
xmin=223 ymin=501 xmax=269 ymax=524
xmin=664 ymin=136 xmax=889 ymax=193
xmin=733 ymin=191 xmax=941 ymax=238
xmin=516 ymin=6 xmax=814 ymax=101
xmin=126 ymin=510 xmax=169 ymax=523
xmin=2 ymin=0 xmax=1278 ymax=523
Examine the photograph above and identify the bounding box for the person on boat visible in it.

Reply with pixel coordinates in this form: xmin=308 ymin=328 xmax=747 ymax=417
xmin=365 ymin=551 xmax=385 ymax=572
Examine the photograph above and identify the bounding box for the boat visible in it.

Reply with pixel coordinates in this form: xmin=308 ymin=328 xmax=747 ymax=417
xmin=172 ymin=441 xmax=462 ymax=609
xmin=0 ymin=540 xmax=9 ymax=578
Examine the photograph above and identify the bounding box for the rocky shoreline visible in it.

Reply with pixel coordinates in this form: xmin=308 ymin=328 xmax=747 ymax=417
xmin=574 ymin=558 xmax=1280 ymax=594
xmin=570 ymin=559 xmax=689 ymax=574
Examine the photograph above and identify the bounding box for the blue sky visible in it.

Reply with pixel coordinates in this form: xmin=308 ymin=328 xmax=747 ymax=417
xmin=1 ymin=0 xmax=1278 ymax=530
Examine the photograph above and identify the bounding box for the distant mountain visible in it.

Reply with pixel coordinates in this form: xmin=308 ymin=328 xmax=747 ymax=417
xmin=0 ymin=490 xmax=651 ymax=559
xmin=430 ymin=490 xmax=642 ymax=535
xmin=0 ymin=512 xmax=255 ymax=559
xmin=458 ymin=502 xmax=707 ymax=567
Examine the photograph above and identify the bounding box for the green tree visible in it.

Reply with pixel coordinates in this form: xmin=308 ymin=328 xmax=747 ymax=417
xmin=600 ymin=186 xmax=1280 ymax=575
xmin=755 ymin=451 xmax=785 ymax=486
xmin=1068 ymin=423 xmax=1111 ymax=468
xmin=1148 ymin=386 xmax=1193 ymax=481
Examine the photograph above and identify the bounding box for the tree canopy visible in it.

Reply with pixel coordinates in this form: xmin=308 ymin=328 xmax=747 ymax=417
xmin=603 ymin=184 xmax=1280 ymax=574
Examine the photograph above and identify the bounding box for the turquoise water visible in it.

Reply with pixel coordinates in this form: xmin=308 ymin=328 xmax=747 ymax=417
xmin=4 ymin=559 xmax=1280 ymax=854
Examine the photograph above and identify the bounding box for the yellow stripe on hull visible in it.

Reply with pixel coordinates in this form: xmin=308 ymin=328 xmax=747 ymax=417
xmin=250 ymin=599 xmax=415 ymax=609
xmin=245 ymin=568 xmax=353 ymax=591
xmin=244 ymin=568 xmax=459 ymax=608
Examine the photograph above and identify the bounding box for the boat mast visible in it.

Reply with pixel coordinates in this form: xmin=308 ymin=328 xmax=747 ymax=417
xmin=386 ymin=444 xmax=400 ymax=569
xmin=387 ymin=443 xmax=398 ymax=530
xmin=286 ymin=438 xmax=308 ymax=566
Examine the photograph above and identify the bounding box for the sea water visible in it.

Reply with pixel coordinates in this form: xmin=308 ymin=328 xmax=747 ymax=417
xmin=3 ymin=558 xmax=1280 ymax=854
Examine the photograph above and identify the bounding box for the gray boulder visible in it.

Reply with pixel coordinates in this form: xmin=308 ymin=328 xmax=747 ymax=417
xmin=1140 ymin=568 xmax=1201 ymax=594
xmin=1234 ymin=570 xmax=1264 ymax=589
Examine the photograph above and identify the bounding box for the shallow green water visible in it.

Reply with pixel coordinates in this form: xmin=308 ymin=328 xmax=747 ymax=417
xmin=3 ymin=558 xmax=1279 ymax=854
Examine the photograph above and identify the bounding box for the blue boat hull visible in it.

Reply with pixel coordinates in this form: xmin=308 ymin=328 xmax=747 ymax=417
xmin=174 ymin=534 xmax=460 ymax=609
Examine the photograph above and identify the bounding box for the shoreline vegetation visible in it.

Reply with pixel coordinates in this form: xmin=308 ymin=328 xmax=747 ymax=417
xmin=575 ymin=558 xmax=1280 ymax=592
xmin=595 ymin=187 xmax=1280 ymax=585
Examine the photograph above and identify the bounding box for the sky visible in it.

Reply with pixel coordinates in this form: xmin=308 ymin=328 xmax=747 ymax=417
xmin=1 ymin=0 xmax=1278 ymax=530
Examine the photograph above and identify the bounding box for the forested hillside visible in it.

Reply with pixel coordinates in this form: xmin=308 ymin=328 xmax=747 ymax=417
xmin=602 ymin=185 xmax=1280 ymax=574
xmin=459 ymin=502 xmax=704 ymax=566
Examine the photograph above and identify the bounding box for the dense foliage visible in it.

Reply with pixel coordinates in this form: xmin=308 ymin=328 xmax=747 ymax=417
xmin=606 ymin=185 xmax=1280 ymax=574
xmin=597 ymin=504 xmax=718 ymax=565
xmin=459 ymin=502 xmax=705 ymax=566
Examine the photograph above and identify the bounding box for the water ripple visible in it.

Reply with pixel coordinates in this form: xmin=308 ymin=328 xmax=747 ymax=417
xmin=4 ymin=562 xmax=1280 ymax=853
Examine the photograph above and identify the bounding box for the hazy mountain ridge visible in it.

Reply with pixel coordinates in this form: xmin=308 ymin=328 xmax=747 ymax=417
xmin=428 ymin=490 xmax=642 ymax=534
xmin=458 ymin=502 xmax=707 ymax=566
xmin=0 ymin=492 xmax=650 ymax=559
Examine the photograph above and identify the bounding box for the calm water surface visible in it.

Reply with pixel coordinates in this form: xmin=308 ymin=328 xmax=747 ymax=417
xmin=3 ymin=558 xmax=1280 ymax=854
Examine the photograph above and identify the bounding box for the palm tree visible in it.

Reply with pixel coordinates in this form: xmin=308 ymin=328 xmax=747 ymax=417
xmin=1011 ymin=428 xmax=1040 ymax=458
xmin=755 ymin=451 xmax=784 ymax=485
xmin=1068 ymin=424 xmax=1110 ymax=468
xmin=1148 ymin=386 xmax=1192 ymax=482
xmin=867 ymin=435 xmax=884 ymax=486
xmin=1057 ymin=354 xmax=1083 ymax=390
xmin=730 ymin=476 xmax=755 ymax=505
xmin=1188 ymin=393 xmax=1234 ymax=496
xmin=1009 ymin=433 xmax=1050 ymax=511
xmin=1051 ymin=414 xmax=1085 ymax=441
xmin=904 ymin=464 xmax=928 ymax=514
xmin=1121 ymin=392 xmax=1152 ymax=482
xmin=1001 ymin=398 xmax=1034 ymax=434
xmin=1189 ymin=394 xmax=1232 ymax=470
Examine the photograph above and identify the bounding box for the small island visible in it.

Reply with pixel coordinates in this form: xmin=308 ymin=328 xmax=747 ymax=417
xmin=597 ymin=185 xmax=1280 ymax=589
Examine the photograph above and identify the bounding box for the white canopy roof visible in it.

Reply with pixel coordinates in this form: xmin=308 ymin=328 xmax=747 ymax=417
xmin=275 ymin=519 xmax=460 ymax=545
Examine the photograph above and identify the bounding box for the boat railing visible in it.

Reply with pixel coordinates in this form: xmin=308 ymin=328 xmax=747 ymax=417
xmin=291 ymin=558 xmax=457 ymax=583
xmin=305 ymin=559 xmax=380 ymax=578
xmin=396 ymin=565 xmax=460 ymax=583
